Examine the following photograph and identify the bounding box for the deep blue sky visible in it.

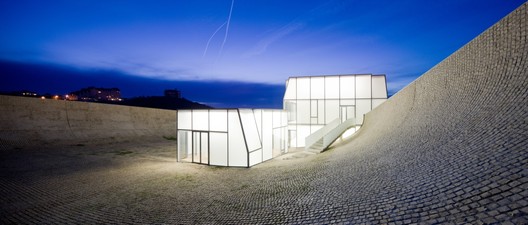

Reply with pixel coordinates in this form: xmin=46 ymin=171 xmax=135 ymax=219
xmin=0 ymin=0 xmax=525 ymax=108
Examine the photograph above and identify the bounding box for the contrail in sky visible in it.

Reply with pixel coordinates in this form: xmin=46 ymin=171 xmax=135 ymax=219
xmin=203 ymin=21 xmax=227 ymax=58
xmin=218 ymin=0 xmax=234 ymax=57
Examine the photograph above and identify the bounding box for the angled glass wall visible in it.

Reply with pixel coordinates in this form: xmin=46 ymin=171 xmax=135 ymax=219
xmin=284 ymin=74 xmax=388 ymax=147
xmin=177 ymin=74 xmax=388 ymax=166
xmin=177 ymin=109 xmax=287 ymax=167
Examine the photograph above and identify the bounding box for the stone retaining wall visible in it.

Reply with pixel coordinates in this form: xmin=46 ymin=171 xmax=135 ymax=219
xmin=0 ymin=95 xmax=177 ymax=150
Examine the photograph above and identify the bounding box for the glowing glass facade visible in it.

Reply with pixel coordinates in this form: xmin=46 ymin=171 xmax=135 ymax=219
xmin=177 ymin=109 xmax=288 ymax=167
xmin=177 ymin=74 xmax=387 ymax=167
xmin=284 ymin=74 xmax=387 ymax=147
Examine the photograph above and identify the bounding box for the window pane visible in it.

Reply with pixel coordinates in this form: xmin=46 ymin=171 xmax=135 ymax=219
xmin=372 ymin=75 xmax=387 ymax=98
xmin=297 ymin=100 xmax=310 ymax=124
xmin=356 ymin=99 xmax=371 ymax=125
xmin=228 ymin=110 xmax=247 ymax=167
xmin=178 ymin=110 xmax=192 ymax=129
xmin=356 ymin=75 xmax=372 ymax=98
xmin=340 ymin=76 xmax=355 ymax=98
xmin=239 ymin=109 xmax=262 ymax=152
xmin=310 ymin=77 xmax=324 ymax=99
xmin=325 ymin=76 xmax=339 ymax=98
xmin=192 ymin=110 xmax=209 ymax=131
xmin=325 ymin=100 xmax=339 ymax=124
xmin=209 ymin=110 xmax=227 ymax=132
xmin=284 ymin=78 xmax=297 ymax=100
xmin=209 ymin=132 xmax=228 ymax=166
xmin=297 ymin=77 xmax=310 ymax=99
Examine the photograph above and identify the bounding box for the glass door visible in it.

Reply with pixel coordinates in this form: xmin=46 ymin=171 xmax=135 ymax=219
xmin=192 ymin=131 xmax=209 ymax=165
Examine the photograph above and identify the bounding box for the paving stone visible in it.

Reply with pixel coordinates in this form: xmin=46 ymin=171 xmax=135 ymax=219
xmin=0 ymin=2 xmax=527 ymax=224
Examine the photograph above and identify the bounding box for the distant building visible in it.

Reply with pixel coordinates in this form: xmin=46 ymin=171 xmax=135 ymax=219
xmin=70 ymin=87 xmax=122 ymax=102
xmin=19 ymin=90 xmax=38 ymax=97
xmin=164 ymin=89 xmax=181 ymax=98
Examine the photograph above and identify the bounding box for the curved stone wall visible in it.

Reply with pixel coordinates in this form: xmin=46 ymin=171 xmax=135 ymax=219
xmin=0 ymin=95 xmax=177 ymax=150
xmin=305 ymin=3 xmax=527 ymax=223
xmin=0 ymin=3 xmax=526 ymax=224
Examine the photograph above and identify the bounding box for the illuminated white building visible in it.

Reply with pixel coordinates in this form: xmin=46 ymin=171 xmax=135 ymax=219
xmin=177 ymin=74 xmax=387 ymax=167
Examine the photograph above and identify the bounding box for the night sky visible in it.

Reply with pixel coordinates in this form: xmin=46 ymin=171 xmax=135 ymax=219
xmin=1 ymin=0 xmax=525 ymax=108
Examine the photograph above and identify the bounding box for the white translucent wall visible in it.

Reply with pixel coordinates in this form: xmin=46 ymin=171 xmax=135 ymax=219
xmin=310 ymin=77 xmax=324 ymax=99
xmin=178 ymin=111 xmax=192 ymax=130
xmin=372 ymin=75 xmax=387 ymax=98
xmin=340 ymin=76 xmax=355 ymax=98
xmin=297 ymin=77 xmax=310 ymax=99
xmin=325 ymin=76 xmax=340 ymax=98
xmin=373 ymin=99 xmax=386 ymax=109
xmin=262 ymin=111 xmax=273 ymax=160
xmin=178 ymin=109 xmax=287 ymax=167
xmin=283 ymin=74 xmax=387 ymax=147
xmin=284 ymin=78 xmax=297 ymax=100
xmin=355 ymin=99 xmax=371 ymax=125
xmin=228 ymin=110 xmax=247 ymax=167
xmin=209 ymin=110 xmax=227 ymax=132
xmin=209 ymin=132 xmax=228 ymax=166
xmin=356 ymin=75 xmax=372 ymax=98
xmin=239 ymin=109 xmax=262 ymax=152
xmin=325 ymin=100 xmax=340 ymax=124
xmin=192 ymin=110 xmax=209 ymax=131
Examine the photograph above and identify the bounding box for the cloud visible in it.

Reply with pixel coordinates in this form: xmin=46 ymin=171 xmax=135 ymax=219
xmin=244 ymin=22 xmax=304 ymax=57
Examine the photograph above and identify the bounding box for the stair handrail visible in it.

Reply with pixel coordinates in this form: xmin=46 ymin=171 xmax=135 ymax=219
xmin=304 ymin=118 xmax=340 ymax=150
xmin=322 ymin=118 xmax=356 ymax=148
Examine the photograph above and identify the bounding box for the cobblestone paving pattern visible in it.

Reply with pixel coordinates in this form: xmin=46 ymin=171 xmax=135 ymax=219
xmin=1 ymin=2 xmax=528 ymax=225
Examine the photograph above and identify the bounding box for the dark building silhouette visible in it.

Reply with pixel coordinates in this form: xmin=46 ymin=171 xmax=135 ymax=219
xmin=164 ymin=89 xmax=181 ymax=98
xmin=70 ymin=87 xmax=122 ymax=102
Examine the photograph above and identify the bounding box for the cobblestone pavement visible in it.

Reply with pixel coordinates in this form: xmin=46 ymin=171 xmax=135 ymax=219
xmin=1 ymin=2 xmax=528 ymax=225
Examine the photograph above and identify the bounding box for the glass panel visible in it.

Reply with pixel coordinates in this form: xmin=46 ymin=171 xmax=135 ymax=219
xmin=310 ymin=77 xmax=324 ymax=99
xmin=201 ymin=132 xmax=209 ymax=164
xmin=325 ymin=76 xmax=339 ymax=99
xmin=340 ymin=99 xmax=355 ymax=106
xmin=262 ymin=111 xmax=273 ymax=161
xmin=273 ymin=129 xmax=283 ymax=157
xmin=297 ymin=100 xmax=310 ymax=124
xmin=249 ymin=150 xmax=262 ymax=167
xmin=373 ymin=99 xmax=386 ymax=109
xmin=341 ymin=107 xmax=347 ymax=122
xmin=273 ymin=110 xmax=282 ymax=128
xmin=325 ymin=100 xmax=339 ymax=124
xmin=178 ymin=110 xmax=192 ymax=129
xmin=356 ymin=99 xmax=371 ymax=125
xmin=228 ymin=110 xmax=247 ymax=167
xmin=356 ymin=75 xmax=372 ymax=98
xmin=347 ymin=106 xmax=355 ymax=120
xmin=239 ymin=109 xmax=262 ymax=152
xmin=178 ymin=130 xmax=192 ymax=162
xmin=311 ymin=100 xmax=317 ymax=117
xmin=296 ymin=77 xmax=310 ymax=99
xmin=372 ymin=75 xmax=387 ymax=98
xmin=318 ymin=100 xmax=325 ymax=124
xmin=288 ymin=130 xmax=297 ymax=148
xmin=192 ymin=132 xmax=200 ymax=163
xmin=209 ymin=132 xmax=227 ymax=166
xmin=311 ymin=125 xmax=323 ymax=134
xmin=192 ymin=110 xmax=209 ymax=131
xmin=209 ymin=110 xmax=227 ymax=132
xmin=254 ymin=109 xmax=262 ymax=137
xmin=296 ymin=125 xmax=310 ymax=147
xmin=284 ymin=78 xmax=297 ymax=100
xmin=340 ymin=76 xmax=356 ymax=98
xmin=285 ymin=100 xmax=297 ymax=124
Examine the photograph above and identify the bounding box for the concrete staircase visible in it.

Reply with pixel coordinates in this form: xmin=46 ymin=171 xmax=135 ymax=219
xmin=304 ymin=118 xmax=356 ymax=153
xmin=306 ymin=139 xmax=325 ymax=153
